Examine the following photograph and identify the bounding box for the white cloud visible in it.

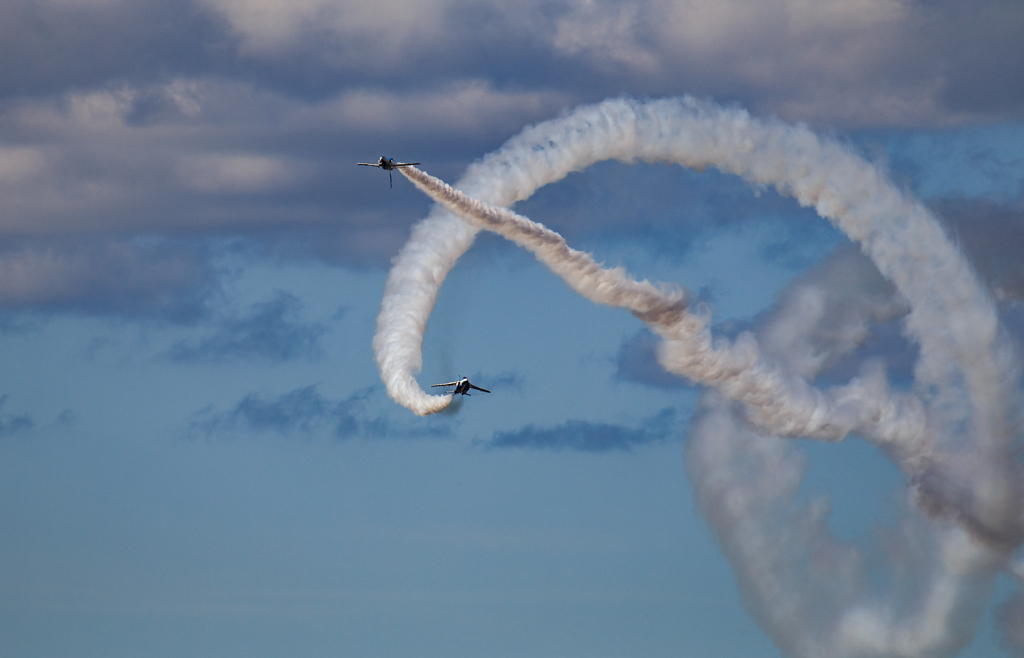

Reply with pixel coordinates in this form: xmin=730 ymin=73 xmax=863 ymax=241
xmin=64 ymin=87 xmax=138 ymax=127
xmin=163 ymin=79 xmax=203 ymax=118
xmin=197 ymin=0 xmax=450 ymax=56
xmin=544 ymin=0 xmax=1022 ymax=127
xmin=0 ymin=147 xmax=46 ymax=183
xmin=654 ymin=0 xmax=908 ymax=52
xmin=768 ymin=79 xmax=969 ymax=128
xmin=303 ymin=81 xmax=570 ymax=135
xmin=0 ymin=78 xmax=567 ymax=246
xmin=186 ymin=0 xmax=1024 ymax=127
xmin=37 ymin=0 xmax=128 ymax=7
xmin=7 ymin=87 xmax=139 ymax=136
xmin=176 ymin=154 xmax=308 ymax=194
xmin=553 ymin=0 xmax=658 ymax=71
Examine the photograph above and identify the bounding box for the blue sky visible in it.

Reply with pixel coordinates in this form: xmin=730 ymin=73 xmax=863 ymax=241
xmin=0 ymin=1 xmax=1023 ymax=657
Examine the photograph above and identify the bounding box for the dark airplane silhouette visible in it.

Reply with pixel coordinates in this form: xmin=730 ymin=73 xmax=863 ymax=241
xmin=357 ymin=157 xmax=420 ymax=187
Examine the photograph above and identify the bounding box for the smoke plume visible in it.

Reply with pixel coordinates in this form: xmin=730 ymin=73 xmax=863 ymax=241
xmin=374 ymin=97 xmax=1023 ymax=656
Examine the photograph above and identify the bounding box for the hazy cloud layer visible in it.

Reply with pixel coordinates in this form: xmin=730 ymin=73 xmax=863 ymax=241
xmin=0 ymin=238 xmax=213 ymax=319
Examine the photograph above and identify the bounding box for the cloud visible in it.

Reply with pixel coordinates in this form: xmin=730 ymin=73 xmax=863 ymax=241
xmin=616 ymin=246 xmax=920 ymax=390
xmin=0 ymin=0 xmax=1017 ymax=297
xmin=618 ymin=252 xmax=925 ymax=414
xmin=0 ymin=146 xmax=46 ymax=183
xmin=480 ymin=370 xmax=524 ymax=392
xmin=930 ymin=0 xmax=1024 ymax=118
xmin=168 ymin=291 xmax=326 ymax=362
xmin=203 ymin=385 xmax=334 ymax=435
xmin=553 ymin=1 xmax=657 ymax=71
xmin=303 ymin=81 xmax=570 ymax=138
xmin=189 ymin=385 xmax=451 ymax=440
xmin=513 ymin=160 xmax=822 ymax=253
xmin=935 ymin=197 xmax=1024 ymax=302
xmin=813 ymin=317 xmax=919 ymax=387
xmin=0 ymin=0 xmax=211 ymax=97
xmin=615 ymin=329 xmax=690 ymax=389
xmin=193 ymin=0 xmax=1024 ymax=127
xmin=998 ymin=590 xmax=1024 ymax=655
xmin=0 ymin=394 xmax=33 ymax=436
xmin=0 ymin=82 xmax=319 ymax=228
xmin=0 ymin=79 xmax=565 ymax=265
xmin=0 ymin=81 xmax=430 ymax=267
xmin=176 ymin=154 xmax=312 ymax=194
xmin=0 ymin=0 xmax=1017 ymax=326
xmin=0 ymin=238 xmax=213 ymax=319
xmin=754 ymin=246 xmax=910 ymax=376
xmin=484 ymin=407 xmax=678 ymax=451
xmin=196 ymin=0 xmax=453 ymax=57
xmin=548 ymin=0 xmax=1023 ymax=126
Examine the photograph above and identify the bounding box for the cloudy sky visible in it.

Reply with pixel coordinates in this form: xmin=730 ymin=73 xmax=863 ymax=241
xmin=0 ymin=1 xmax=1022 ymax=657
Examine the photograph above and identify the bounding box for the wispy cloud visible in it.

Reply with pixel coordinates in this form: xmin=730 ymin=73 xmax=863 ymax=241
xmin=307 ymin=82 xmax=570 ymax=138
xmin=483 ymin=407 xmax=679 ymax=452
xmin=168 ymin=291 xmax=326 ymax=362
xmin=474 ymin=370 xmax=523 ymax=392
xmin=188 ymin=385 xmax=450 ymax=440
xmin=0 ymin=394 xmax=33 ymax=436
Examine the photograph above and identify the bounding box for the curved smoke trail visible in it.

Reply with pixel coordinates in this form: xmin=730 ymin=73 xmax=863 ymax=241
xmin=399 ymin=165 xmax=929 ymax=451
xmin=374 ymin=97 xmax=1023 ymax=655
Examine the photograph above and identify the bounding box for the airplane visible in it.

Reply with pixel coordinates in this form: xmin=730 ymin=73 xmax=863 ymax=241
xmin=356 ymin=156 xmax=421 ymax=187
xmin=431 ymin=377 xmax=491 ymax=397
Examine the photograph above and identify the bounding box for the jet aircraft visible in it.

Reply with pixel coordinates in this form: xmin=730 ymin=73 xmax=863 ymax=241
xmin=356 ymin=157 xmax=421 ymax=187
xmin=431 ymin=377 xmax=491 ymax=397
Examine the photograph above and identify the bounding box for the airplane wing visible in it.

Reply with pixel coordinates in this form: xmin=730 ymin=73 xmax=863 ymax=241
xmin=431 ymin=381 xmax=459 ymax=388
xmin=468 ymin=384 xmax=490 ymax=393
xmin=356 ymin=163 xmax=379 ymax=167
xmin=392 ymin=162 xmax=420 ymax=167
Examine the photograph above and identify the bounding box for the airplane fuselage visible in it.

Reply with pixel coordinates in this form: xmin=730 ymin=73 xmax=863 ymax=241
xmin=431 ymin=377 xmax=491 ymax=397
xmin=356 ymin=157 xmax=420 ymax=187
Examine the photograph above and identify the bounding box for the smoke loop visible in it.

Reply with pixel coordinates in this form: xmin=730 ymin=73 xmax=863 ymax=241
xmin=374 ymin=97 xmax=1023 ymax=656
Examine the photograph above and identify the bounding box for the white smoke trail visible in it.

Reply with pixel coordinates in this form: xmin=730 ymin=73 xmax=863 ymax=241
xmin=687 ymin=394 xmax=1001 ymax=658
xmin=398 ymin=164 xmax=928 ymax=454
xmin=374 ymin=96 xmax=1023 ymax=655
xmin=684 ymin=250 xmax=1005 ymax=657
